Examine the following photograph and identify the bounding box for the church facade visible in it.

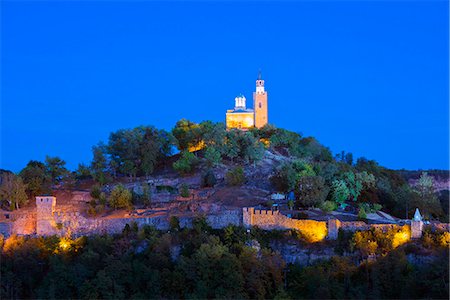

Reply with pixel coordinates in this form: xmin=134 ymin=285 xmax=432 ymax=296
xmin=226 ymin=73 xmax=268 ymax=130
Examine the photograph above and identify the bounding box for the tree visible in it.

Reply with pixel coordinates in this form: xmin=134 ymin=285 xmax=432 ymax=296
xmin=295 ymin=176 xmax=329 ymax=207
xmin=331 ymin=179 xmax=350 ymax=204
xmin=331 ymin=171 xmax=375 ymax=204
xmin=90 ymin=144 xmax=111 ymax=185
xmin=270 ymin=161 xmax=316 ymax=193
xmin=109 ymin=184 xmax=132 ymax=210
xmin=173 ymin=151 xmax=199 ymax=175
xmin=75 ymin=163 xmax=92 ymax=180
xmin=106 ymin=126 xmax=174 ymax=179
xmin=270 ymin=164 xmax=297 ymax=192
xmin=180 ymin=184 xmax=190 ymax=198
xmin=0 ymin=172 xmax=28 ymax=210
xmin=172 ymin=119 xmax=203 ymax=151
xmin=413 ymin=172 xmax=443 ymax=219
xmin=19 ymin=160 xmax=52 ymax=198
xmin=204 ymin=147 xmax=222 ymax=167
xmin=201 ymin=170 xmax=217 ymax=188
xmin=44 ymin=156 xmax=69 ymax=185
xmin=226 ymin=167 xmax=245 ymax=186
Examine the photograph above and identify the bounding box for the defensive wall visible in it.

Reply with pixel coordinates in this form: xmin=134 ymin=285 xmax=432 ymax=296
xmin=0 ymin=196 xmax=447 ymax=240
xmin=241 ymin=207 xmax=444 ymax=241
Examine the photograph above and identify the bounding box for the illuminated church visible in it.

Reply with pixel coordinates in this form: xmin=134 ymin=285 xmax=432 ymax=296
xmin=226 ymin=72 xmax=268 ymax=130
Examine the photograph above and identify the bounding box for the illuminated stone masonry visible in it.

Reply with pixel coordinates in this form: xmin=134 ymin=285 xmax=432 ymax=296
xmin=0 ymin=196 xmax=447 ymax=240
xmin=241 ymin=207 xmax=443 ymax=242
xmin=226 ymin=71 xmax=268 ymax=130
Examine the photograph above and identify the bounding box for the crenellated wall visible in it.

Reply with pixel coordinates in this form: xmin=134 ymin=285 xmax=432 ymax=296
xmin=241 ymin=207 xmax=438 ymax=241
xmin=242 ymin=208 xmax=328 ymax=242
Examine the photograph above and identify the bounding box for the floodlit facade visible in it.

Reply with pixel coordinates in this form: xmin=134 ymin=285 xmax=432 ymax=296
xmin=226 ymin=72 xmax=268 ymax=130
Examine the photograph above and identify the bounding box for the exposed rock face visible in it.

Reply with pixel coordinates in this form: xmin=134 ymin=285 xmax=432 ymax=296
xmin=270 ymin=241 xmax=335 ymax=266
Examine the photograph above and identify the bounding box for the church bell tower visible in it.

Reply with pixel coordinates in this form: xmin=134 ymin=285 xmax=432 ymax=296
xmin=253 ymin=71 xmax=268 ymax=128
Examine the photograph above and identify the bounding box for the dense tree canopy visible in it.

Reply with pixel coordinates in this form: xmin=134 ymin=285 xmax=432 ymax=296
xmin=19 ymin=161 xmax=52 ymax=198
xmin=1 ymin=224 xmax=448 ymax=299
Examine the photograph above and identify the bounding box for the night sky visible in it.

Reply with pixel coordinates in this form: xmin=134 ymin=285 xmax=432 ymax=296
xmin=1 ymin=1 xmax=448 ymax=172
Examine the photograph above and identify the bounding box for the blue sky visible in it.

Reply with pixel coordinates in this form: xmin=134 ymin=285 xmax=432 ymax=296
xmin=1 ymin=0 xmax=448 ymax=172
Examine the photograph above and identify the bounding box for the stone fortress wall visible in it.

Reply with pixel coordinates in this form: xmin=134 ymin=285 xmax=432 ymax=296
xmin=241 ymin=207 xmax=447 ymax=241
xmin=0 ymin=196 xmax=448 ymax=241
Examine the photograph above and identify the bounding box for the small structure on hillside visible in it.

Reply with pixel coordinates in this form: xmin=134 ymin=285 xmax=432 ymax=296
xmin=36 ymin=196 xmax=56 ymax=235
xmin=411 ymin=208 xmax=424 ymax=239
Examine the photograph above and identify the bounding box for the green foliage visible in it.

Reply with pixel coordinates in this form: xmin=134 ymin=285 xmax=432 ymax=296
xmin=0 ymin=172 xmax=28 ymax=210
xmin=109 ymin=184 xmax=132 ymax=210
xmin=1 ymin=226 xmax=448 ymax=300
xmin=295 ymin=175 xmax=329 ymax=207
xmin=90 ymin=144 xmax=112 ymax=185
xmin=221 ymin=130 xmax=264 ymax=163
xmin=357 ymin=207 xmax=367 ymax=219
xmin=172 ymin=119 xmax=203 ymax=151
xmin=331 ymin=179 xmax=350 ymax=204
xmin=201 ymin=169 xmax=217 ymax=188
xmin=75 ymin=163 xmax=91 ymax=180
xmin=19 ymin=160 xmax=52 ymax=198
xmin=173 ymin=151 xmax=199 ymax=175
xmin=180 ymin=184 xmax=190 ymax=198
xmin=358 ymin=202 xmax=382 ymax=214
xmin=225 ymin=167 xmax=245 ymax=186
xmin=204 ymin=146 xmax=222 ymax=167
xmin=169 ymin=216 xmax=180 ymax=231
xmin=270 ymin=163 xmax=298 ymax=192
xmin=320 ymin=200 xmax=338 ymax=212
xmin=413 ymin=172 xmax=443 ymax=219
xmin=270 ymin=160 xmax=316 ymax=193
xmin=287 ymin=200 xmax=295 ymax=210
xmin=90 ymin=184 xmax=102 ymax=199
xmin=107 ymin=126 xmax=174 ymax=178
xmin=44 ymin=156 xmax=69 ymax=185
xmin=331 ymin=171 xmax=375 ymax=204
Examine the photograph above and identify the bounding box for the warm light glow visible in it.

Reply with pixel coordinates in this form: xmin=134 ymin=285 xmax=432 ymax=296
xmin=188 ymin=140 xmax=206 ymax=152
xmin=392 ymin=227 xmax=410 ymax=248
xmin=296 ymin=221 xmax=327 ymax=243
xmin=226 ymin=112 xmax=255 ymax=130
xmin=260 ymin=138 xmax=270 ymax=147
xmin=59 ymin=237 xmax=72 ymax=251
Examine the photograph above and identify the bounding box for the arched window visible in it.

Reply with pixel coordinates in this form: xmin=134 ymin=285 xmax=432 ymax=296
xmin=259 ymin=102 xmax=262 ymax=108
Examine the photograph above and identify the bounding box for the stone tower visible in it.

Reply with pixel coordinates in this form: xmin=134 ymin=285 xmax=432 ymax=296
xmin=36 ymin=196 xmax=56 ymax=235
xmin=411 ymin=208 xmax=424 ymax=239
xmin=253 ymin=71 xmax=268 ymax=128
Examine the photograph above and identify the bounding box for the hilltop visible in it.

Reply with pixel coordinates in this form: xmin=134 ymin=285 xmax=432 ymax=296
xmin=1 ymin=119 xmax=448 ymax=224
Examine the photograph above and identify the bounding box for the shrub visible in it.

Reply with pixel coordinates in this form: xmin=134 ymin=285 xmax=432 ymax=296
xmin=295 ymin=175 xmax=329 ymax=208
xmin=287 ymin=200 xmax=295 ymax=210
xmin=320 ymin=201 xmax=337 ymax=212
xmin=169 ymin=216 xmax=180 ymax=231
xmin=109 ymin=184 xmax=132 ymax=210
xmin=173 ymin=151 xmax=199 ymax=175
xmin=225 ymin=167 xmax=245 ymax=186
xmin=358 ymin=207 xmax=367 ymax=219
xmin=90 ymin=184 xmax=102 ymax=199
xmin=87 ymin=205 xmax=97 ymax=217
xmin=373 ymin=203 xmax=382 ymax=212
xmin=201 ymin=169 xmax=217 ymax=187
xmin=180 ymin=184 xmax=190 ymax=198
xmin=204 ymin=146 xmax=222 ymax=167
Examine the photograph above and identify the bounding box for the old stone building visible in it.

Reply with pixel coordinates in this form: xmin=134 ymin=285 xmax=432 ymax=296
xmin=226 ymin=72 xmax=268 ymax=130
